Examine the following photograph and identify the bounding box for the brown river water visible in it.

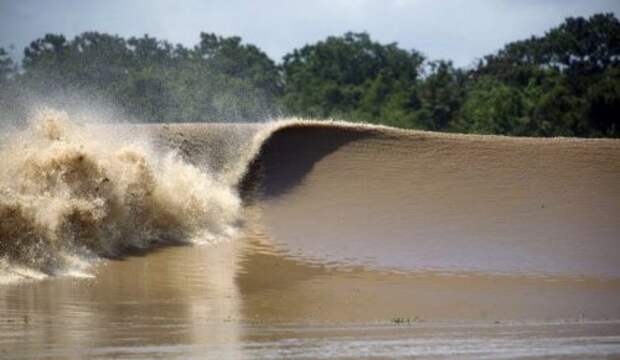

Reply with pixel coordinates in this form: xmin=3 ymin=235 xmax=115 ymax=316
xmin=1 ymin=110 xmax=619 ymax=358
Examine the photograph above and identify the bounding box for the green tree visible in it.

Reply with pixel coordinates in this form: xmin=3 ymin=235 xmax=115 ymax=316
xmin=197 ymin=33 xmax=282 ymax=98
xmin=471 ymin=13 xmax=620 ymax=137
xmin=416 ymin=61 xmax=465 ymax=130
xmin=0 ymin=47 xmax=20 ymax=123
xmin=523 ymin=71 xmax=586 ymax=137
xmin=3 ymin=14 xmax=620 ymax=137
xmin=21 ymin=32 xmax=133 ymax=106
xmin=453 ymin=77 xmax=529 ymax=135
xmin=17 ymin=32 xmax=283 ymax=122
xmin=544 ymin=14 xmax=620 ymax=79
xmin=0 ymin=47 xmax=15 ymax=84
xmin=282 ymin=32 xmax=425 ymax=121
xmin=585 ymin=66 xmax=620 ymax=137
xmin=475 ymin=13 xmax=620 ymax=84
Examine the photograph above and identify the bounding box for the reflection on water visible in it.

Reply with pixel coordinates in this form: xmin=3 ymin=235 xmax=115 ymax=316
xmin=2 ymin=219 xmax=620 ymax=359
xmin=0 ymin=240 xmax=244 ymax=359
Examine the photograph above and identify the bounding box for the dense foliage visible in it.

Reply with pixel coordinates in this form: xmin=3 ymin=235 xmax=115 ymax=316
xmin=1 ymin=13 xmax=618 ymax=137
xmin=3 ymin=32 xmax=281 ymax=122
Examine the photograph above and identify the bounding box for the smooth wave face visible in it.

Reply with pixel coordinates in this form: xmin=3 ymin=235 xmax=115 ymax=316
xmin=244 ymin=122 xmax=620 ymax=277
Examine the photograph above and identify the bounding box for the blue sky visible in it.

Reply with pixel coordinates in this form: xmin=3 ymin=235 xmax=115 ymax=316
xmin=1 ymin=0 xmax=618 ymax=67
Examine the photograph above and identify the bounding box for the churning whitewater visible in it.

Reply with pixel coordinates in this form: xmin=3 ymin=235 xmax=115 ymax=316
xmin=0 ymin=109 xmax=241 ymax=280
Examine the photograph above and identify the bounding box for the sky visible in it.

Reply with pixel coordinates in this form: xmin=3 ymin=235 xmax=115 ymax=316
xmin=1 ymin=0 xmax=619 ymax=68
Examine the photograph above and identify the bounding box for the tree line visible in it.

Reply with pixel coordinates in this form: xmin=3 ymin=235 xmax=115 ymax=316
xmin=0 ymin=13 xmax=618 ymax=137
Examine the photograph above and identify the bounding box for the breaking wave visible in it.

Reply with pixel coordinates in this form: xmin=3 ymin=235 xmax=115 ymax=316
xmin=0 ymin=109 xmax=240 ymax=279
xmin=1 ymin=107 xmax=619 ymax=282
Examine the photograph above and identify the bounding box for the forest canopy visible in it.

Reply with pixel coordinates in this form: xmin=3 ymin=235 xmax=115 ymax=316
xmin=0 ymin=13 xmax=618 ymax=137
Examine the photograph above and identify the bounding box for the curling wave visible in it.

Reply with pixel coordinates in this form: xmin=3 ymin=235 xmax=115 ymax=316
xmin=2 ymin=109 xmax=620 ymax=281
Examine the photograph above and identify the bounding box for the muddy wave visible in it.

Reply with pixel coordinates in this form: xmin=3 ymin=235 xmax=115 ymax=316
xmin=239 ymin=121 xmax=620 ymax=277
xmin=2 ymin=110 xmax=619 ymax=281
xmin=0 ymin=109 xmax=240 ymax=278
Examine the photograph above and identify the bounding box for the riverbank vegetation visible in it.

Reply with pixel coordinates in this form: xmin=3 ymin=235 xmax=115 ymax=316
xmin=1 ymin=13 xmax=618 ymax=137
